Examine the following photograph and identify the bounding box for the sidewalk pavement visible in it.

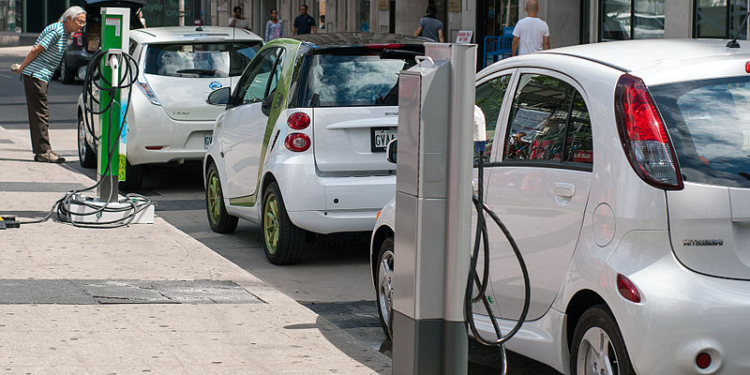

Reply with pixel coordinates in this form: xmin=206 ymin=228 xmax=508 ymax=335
xmin=0 ymin=45 xmax=31 ymax=57
xmin=0 ymin=99 xmax=391 ymax=373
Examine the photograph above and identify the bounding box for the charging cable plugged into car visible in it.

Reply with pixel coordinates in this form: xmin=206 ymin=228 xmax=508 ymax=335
xmin=391 ymin=43 xmax=530 ymax=375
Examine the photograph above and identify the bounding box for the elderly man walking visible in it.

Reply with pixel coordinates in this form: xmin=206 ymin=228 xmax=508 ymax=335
xmin=11 ymin=6 xmax=86 ymax=163
xmin=511 ymin=0 xmax=550 ymax=56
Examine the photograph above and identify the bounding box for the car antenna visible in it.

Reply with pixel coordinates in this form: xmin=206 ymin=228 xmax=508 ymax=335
xmin=196 ymin=25 xmax=203 ymax=31
xmin=727 ymin=11 xmax=750 ymax=48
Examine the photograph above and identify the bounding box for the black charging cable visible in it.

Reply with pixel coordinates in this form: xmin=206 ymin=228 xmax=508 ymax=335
xmin=18 ymin=50 xmax=152 ymax=228
xmin=465 ymin=141 xmax=532 ymax=375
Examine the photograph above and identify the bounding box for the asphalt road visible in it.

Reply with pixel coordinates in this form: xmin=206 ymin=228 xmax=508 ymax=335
xmin=0 ymin=52 xmax=561 ymax=375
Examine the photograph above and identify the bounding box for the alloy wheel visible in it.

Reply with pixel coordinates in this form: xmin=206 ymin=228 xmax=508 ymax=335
xmin=264 ymin=193 xmax=280 ymax=254
xmin=576 ymin=326 xmax=620 ymax=375
xmin=378 ymin=248 xmax=395 ymax=337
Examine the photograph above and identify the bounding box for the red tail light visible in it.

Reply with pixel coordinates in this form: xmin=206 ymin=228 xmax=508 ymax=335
xmin=287 ymin=112 xmax=310 ymax=130
xmin=285 ymin=133 xmax=310 ymax=152
xmin=73 ymin=32 xmax=83 ymax=47
xmin=616 ymin=274 xmax=641 ymax=303
xmin=614 ymin=74 xmax=682 ymax=190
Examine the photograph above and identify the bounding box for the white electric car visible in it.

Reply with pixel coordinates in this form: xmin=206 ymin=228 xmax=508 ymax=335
xmin=76 ymin=26 xmax=263 ymax=189
xmin=371 ymin=39 xmax=750 ymax=375
xmin=203 ymin=34 xmax=425 ymax=265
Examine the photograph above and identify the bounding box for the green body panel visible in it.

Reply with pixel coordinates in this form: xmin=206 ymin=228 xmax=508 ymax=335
xmin=228 ymin=39 xmax=304 ymax=208
xmin=99 ymin=12 xmax=124 ymax=180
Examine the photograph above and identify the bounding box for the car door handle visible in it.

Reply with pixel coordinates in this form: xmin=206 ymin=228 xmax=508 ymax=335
xmin=554 ymin=182 xmax=576 ymax=198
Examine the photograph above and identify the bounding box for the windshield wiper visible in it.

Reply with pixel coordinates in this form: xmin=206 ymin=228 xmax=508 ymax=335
xmin=175 ymin=69 xmax=216 ymax=75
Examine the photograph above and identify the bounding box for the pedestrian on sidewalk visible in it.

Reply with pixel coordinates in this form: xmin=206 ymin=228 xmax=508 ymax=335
xmin=414 ymin=5 xmax=445 ymax=42
xmin=293 ymin=4 xmax=317 ymax=35
xmin=11 ymin=6 xmax=86 ymax=163
xmin=265 ymin=9 xmax=283 ymax=42
xmin=511 ymin=0 xmax=550 ymax=56
xmin=229 ymin=6 xmax=251 ymax=31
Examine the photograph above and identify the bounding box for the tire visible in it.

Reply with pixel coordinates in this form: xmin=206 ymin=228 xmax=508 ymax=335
xmin=77 ymin=113 xmax=96 ymax=168
xmin=118 ymin=160 xmax=144 ymax=191
xmin=570 ymin=305 xmax=636 ymax=375
xmin=60 ymin=58 xmax=74 ymax=84
xmin=205 ymin=163 xmax=238 ymax=233
xmin=375 ymin=237 xmax=395 ymax=340
xmin=262 ymin=182 xmax=306 ymax=265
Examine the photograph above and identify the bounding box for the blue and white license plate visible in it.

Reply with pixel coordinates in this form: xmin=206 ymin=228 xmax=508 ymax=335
xmin=370 ymin=127 xmax=397 ymax=152
xmin=204 ymin=134 xmax=213 ymax=149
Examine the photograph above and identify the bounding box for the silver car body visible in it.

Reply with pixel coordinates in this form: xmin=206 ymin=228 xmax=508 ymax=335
xmin=371 ymin=39 xmax=750 ymax=374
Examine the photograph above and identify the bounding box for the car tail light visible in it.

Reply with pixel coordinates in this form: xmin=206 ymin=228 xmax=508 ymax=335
xmin=696 ymin=352 xmax=711 ymax=369
xmin=616 ymin=274 xmax=641 ymax=303
xmin=287 ymin=112 xmax=310 ymax=130
xmin=73 ymin=32 xmax=83 ymax=47
xmin=614 ymin=74 xmax=682 ymax=190
xmin=285 ymin=133 xmax=310 ymax=152
xmin=137 ymin=80 xmax=161 ymax=106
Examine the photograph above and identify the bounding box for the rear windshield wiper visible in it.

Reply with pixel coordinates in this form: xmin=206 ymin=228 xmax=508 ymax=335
xmin=175 ymin=69 xmax=216 ymax=75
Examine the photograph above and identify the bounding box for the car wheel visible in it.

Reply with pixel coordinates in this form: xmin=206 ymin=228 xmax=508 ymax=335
xmin=262 ymin=182 xmax=306 ymax=265
xmin=205 ymin=163 xmax=238 ymax=233
xmin=118 ymin=160 xmax=144 ymax=191
xmin=60 ymin=58 xmax=74 ymax=84
xmin=77 ymin=113 xmax=96 ymax=168
xmin=570 ymin=305 xmax=636 ymax=375
xmin=376 ymin=236 xmax=395 ymax=340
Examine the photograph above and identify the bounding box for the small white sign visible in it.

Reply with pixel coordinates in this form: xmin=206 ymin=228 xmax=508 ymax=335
xmin=106 ymin=17 xmax=121 ymax=37
xmin=456 ymin=30 xmax=473 ymax=44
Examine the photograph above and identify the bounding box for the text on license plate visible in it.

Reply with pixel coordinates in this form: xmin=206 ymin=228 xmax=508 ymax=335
xmin=371 ymin=127 xmax=397 ymax=152
xmin=204 ymin=134 xmax=213 ymax=149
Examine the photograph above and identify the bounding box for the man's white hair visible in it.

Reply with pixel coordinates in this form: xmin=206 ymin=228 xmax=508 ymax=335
xmin=59 ymin=6 xmax=86 ymax=22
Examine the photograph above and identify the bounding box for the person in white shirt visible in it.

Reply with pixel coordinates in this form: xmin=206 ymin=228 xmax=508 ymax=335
xmin=229 ymin=6 xmax=251 ymax=30
xmin=511 ymin=0 xmax=550 ymax=56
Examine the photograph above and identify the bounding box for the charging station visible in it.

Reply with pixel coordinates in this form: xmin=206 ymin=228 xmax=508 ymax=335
xmin=392 ymin=43 xmax=477 ymax=375
xmin=68 ymin=7 xmax=154 ymax=225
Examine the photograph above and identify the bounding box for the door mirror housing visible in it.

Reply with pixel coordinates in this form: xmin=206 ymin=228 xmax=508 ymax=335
xmin=386 ymin=139 xmax=398 ymax=164
xmin=207 ymin=87 xmax=230 ymax=106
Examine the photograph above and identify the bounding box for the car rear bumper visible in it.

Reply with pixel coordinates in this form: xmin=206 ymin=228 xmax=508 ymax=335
xmin=609 ymin=232 xmax=750 ymax=375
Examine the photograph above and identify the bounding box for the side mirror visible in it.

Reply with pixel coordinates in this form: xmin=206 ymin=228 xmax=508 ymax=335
xmin=386 ymin=139 xmax=398 ymax=164
xmin=261 ymin=93 xmax=274 ymax=116
xmin=206 ymin=86 xmax=230 ymax=106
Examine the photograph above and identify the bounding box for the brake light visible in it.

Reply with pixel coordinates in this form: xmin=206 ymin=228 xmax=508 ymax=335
xmin=287 ymin=112 xmax=310 ymax=130
xmin=365 ymin=43 xmax=406 ymax=49
xmin=73 ymin=32 xmax=83 ymax=47
xmin=137 ymin=81 xmax=161 ymax=106
xmin=285 ymin=133 xmax=310 ymax=152
xmin=616 ymin=274 xmax=641 ymax=303
xmin=614 ymin=74 xmax=682 ymax=190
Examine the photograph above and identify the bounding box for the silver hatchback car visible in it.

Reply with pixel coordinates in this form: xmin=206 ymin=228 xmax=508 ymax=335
xmin=371 ymin=39 xmax=750 ymax=375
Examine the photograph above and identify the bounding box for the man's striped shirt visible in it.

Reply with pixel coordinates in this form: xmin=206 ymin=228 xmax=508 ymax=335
xmin=23 ymin=22 xmax=68 ymax=83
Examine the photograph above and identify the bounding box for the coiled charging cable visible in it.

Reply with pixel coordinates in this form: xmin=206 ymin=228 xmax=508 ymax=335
xmin=19 ymin=50 xmax=152 ymax=228
xmin=465 ymin=106 xmax=531 ymax=375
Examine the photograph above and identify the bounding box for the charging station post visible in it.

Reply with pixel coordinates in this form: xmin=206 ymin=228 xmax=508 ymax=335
xmin=98 ymin=7 xmax=130 ymax=202
xmin=392 ymin=43 xmax=477 ymax=375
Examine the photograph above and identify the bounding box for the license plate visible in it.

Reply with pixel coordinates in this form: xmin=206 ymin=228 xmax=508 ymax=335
xmin=204 ymin=134 xmax=213 ymax=149
xmin=370 ymin=127 xmax=397 ymax=152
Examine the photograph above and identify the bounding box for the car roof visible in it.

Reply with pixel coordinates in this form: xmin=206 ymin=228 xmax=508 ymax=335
xmin=542 ymin=38 xmax=750 ymax=73
xmin=131 ymin=26 xmax=263 ymax=43
xmin=288 ymin=32 xmax=427 ymax=49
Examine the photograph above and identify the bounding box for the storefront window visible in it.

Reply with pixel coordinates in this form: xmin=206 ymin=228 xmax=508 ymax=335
xmin=600 ymin=0 xmax=665 ymax=41
xmin=141 ymin=0 xmax=195 ymax=27
xmin=0 ymin=0 xmax=16 ymax=32
xmin=695 ymin=0 xmax=748 ymax=39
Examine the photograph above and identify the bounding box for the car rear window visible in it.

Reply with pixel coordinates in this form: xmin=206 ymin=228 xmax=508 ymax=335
xmin=298 ymin=53 xmax=416 ymax=107
xmin=144 ymin=42 xmax=262 ymax=78
xmin=651 ymin=76 xmax=750 ymax=188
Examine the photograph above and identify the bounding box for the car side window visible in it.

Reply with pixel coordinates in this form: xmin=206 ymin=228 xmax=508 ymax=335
xmin=503 ymin=73 xmax=593 ymax=167
xmin=233 ymin=48 xmax=280 ymax=106
xmin=475 ymin=74 xmax=511 ymax=162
